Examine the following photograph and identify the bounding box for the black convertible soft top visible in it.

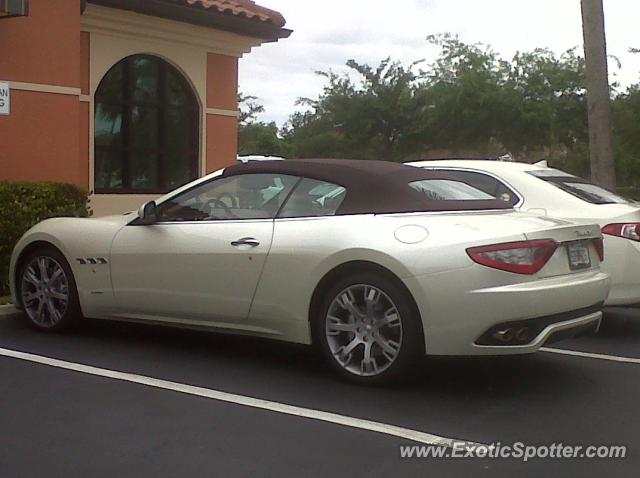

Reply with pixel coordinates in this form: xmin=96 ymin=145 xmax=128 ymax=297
xmin=222 ymin=159 xmax=512 ymax=215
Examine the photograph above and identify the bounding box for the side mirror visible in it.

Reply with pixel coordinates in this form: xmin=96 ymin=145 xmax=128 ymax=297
xmin=138 ymin=201 xmax=158 ymax=225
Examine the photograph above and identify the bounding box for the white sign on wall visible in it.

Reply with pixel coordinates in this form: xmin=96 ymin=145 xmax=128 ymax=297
xmin=0 ymin=82 xmax=10 ymax=116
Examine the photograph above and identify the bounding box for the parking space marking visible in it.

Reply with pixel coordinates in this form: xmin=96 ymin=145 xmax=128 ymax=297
xmin=0 ymin=346 xmax=486 ymax=448
xmin=542 ymin=347 xmax=640 ymax=364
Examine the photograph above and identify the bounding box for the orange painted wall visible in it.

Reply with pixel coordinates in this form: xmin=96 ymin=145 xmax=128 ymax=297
xmin=207 ymin=53 xmax=238 ymax=110
xmin=206 ymin=53 xmax=239 ymax=171
xmin=0 ymin=91 xmax=82 ymax=184
xmin=0 ymin=0 xmax=81 ymax=87
xmin=0 ymin=0 xmax=84 ymax=187
xmin=80 ymin=31 xmax=91 ymax=95
xmin=206 ymin=115 xmax=238 ymax=173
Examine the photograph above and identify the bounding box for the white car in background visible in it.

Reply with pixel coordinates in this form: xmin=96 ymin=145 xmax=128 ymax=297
xmin=409 ymin=159 xmax=640 ymax=308
xmin=10 ymin=160 xmax=609 ymax=384
xmin=237 ymin=155 xmax=285 ymax=163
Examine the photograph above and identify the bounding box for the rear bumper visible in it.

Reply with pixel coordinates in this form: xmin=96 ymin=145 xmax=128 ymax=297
xmin=472 ymin=308 xmax=602 ymax=354
xmin=544 ymin=314 xmax=601 ymax=345
xmin=475 ymin=302 xmax=602 ymax=346
xmin=404 ymin=268 xmax=610 ymax=355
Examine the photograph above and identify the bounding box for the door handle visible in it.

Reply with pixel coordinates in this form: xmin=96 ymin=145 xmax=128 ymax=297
xmin=231 ymin=237 xmax=260 ymax=248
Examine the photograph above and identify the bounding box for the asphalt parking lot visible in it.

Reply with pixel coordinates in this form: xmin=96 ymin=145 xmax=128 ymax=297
xmin=1 ymin=308 xmax=639 ymax=477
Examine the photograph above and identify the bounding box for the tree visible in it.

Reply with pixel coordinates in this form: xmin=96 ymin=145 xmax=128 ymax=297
xmin=417 ymin=35 xmax=589 ymax=164
xmin=508 ymin=49 xmax=587 ymax=149
xmin=284 ymin=36 xmax=591 ymax=165
xmin=238 ymin=92 xmax=265 ymax=125
xmin=237 ymin=93 xmax=287 ymax=157
xmin=581 ymin=0 xmax=616 ymax=189
xmin=422 ymin=34 xmax=519 ymax=155
xmin=280 ymin=35 xmax=638 ymax=193
xmin=238 ymin=122 xmax=287 ymax=157
xmin=613 ymin=84 xmax=640 ymax=188
xmin=284 ymin=58 xmax=428 ymax=162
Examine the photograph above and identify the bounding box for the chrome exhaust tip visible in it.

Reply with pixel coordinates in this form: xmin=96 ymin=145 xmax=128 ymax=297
xmin=492 ymin=326 xmax=532 ymax=344
xmin=493 ymin=328 xmax=515 ymax=343
xmin=515 ymin=327 xmax=531 ymax=342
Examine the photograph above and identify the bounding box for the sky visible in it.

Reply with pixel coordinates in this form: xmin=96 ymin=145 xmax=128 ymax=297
xmin=238 ymin=0 xmax=640 ymax=127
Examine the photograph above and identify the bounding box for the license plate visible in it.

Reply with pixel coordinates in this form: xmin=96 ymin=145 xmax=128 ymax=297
xmin=566 ymin=241 xmax=591 ymax=271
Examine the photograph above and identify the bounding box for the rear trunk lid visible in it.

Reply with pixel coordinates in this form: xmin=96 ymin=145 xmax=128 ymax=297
xmin=419 ymin=210 xmax=600 ymax=242
xmin=394 ymin=210 xmax=602 ymax=278
xmin=521 ymin=221 xmax=601 ymax=243
xmin=585 ymin=203 xmax=640 ymax=226
xmin=522 ymin=220 xmax=602 ymax=278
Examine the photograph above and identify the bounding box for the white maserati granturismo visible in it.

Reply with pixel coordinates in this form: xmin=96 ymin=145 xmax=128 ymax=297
xmin=10 ymin=160 xmax=610 ymax=383
xmin=409 ymin=159 xmax=640 ymax=309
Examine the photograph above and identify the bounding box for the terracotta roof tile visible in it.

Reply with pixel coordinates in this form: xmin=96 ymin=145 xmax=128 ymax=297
xmin=176 ymin=0 xmax=286 ymax=27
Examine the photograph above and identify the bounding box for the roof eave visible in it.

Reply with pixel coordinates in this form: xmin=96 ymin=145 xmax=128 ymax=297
xmin=86 ymin=0 xmax=291 ymax=42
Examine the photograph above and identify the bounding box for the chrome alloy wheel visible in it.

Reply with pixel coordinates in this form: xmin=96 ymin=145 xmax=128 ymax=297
xmin=325 ymin=284 xmax=403 ymax=377
xmin=21 ymin=256 xmax=69 ymax=327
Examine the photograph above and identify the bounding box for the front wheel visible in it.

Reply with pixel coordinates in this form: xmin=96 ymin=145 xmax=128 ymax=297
xmin=18 ymin=247 xmax=81 ymax=331
xmin=315 ymin=272 xmax=424 ymax=384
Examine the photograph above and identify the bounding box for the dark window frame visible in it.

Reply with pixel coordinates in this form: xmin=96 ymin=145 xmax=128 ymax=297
xmin=429 ymin=169 xmax=522 ymax=207
xmin=94 ymin=54 xmax=200 ymax=195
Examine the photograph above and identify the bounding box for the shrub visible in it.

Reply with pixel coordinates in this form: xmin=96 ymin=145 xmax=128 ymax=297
xmin=0 ymin=182 xmax=90 ymax=295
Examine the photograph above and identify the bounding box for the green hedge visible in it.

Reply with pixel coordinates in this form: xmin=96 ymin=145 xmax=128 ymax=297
xmin=0 ymin=182 xmax=90 ymax=295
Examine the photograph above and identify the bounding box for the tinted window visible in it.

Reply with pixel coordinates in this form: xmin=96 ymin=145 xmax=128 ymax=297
xmin=279 ymin=179 xmax=347 ymax=218
xmin=409 ymin=179 xmax=495 ymax=200
xmin=437 ymin=170 xmax=520 ymax=205
xmin=94 ymin=55 xmax=199 ymax=194
xmin=528 ymin=171 xmax=628 ymax=205
xmin=159 ymin=174 xmax=299 ymax=222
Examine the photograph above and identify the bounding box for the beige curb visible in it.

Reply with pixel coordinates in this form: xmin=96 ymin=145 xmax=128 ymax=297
xmin=0 ymin=304 xmax=18 ymax=317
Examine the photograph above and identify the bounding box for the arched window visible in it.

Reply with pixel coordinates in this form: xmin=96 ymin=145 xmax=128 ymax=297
xmin=94 ymin=55 xmax=199 ymax=194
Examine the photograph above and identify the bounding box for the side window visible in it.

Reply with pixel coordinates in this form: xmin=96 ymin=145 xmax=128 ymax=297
xmin=409 ymin=179 xmax=495 ymax=200
xmin=158 ymin=174 xmax=299 ymax=222
xmin=278 ymin=178 xmax=347 ymax=219
xmin=441 ymin=170 xmax=519 ymax=206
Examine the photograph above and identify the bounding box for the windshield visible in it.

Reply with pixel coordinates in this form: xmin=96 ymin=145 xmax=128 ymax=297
xmin=528 ymin=171 xmax=628 ymax=205
xmin=409 ymin=179 xmax=496 ymax=201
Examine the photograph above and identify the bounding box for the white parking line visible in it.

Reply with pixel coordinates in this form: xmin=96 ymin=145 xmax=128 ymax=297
xmin=542 ymin=347 xmax=640 ymax=364
xmin=0 ymin=347 xmax=485 ymax=448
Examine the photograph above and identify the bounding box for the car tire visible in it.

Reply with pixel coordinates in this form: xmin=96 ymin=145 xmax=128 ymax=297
xmin=18 ymin=246 xmax=81 ymax=332
xmin=314 ymin=270 xmax=424 ymax=385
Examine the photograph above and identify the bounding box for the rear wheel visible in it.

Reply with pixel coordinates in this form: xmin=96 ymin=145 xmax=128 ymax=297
xmin=18 ymin=247 xmax=81 ymax=331
xmin=315 ymin=271 xmax=424 ymax=384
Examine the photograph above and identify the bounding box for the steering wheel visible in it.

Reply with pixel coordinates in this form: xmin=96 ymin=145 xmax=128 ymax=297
xmin=204 ymin=198 xmax=237 ymax=219
xmin=217 ymin=192 xmax=238 ymax=209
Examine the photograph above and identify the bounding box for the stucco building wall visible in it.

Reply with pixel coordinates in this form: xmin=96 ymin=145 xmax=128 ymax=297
xmin=1 ymin=0 xmax=271 ymax=216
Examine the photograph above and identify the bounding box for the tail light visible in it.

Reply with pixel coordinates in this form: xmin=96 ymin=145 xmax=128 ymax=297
xmin=592 ymin=238 xmax=605 ymax=262
xmin=602 ymin=223 xmax=640 ymax=242
xmin=467 ymin=239 xmax=558 ymax=275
